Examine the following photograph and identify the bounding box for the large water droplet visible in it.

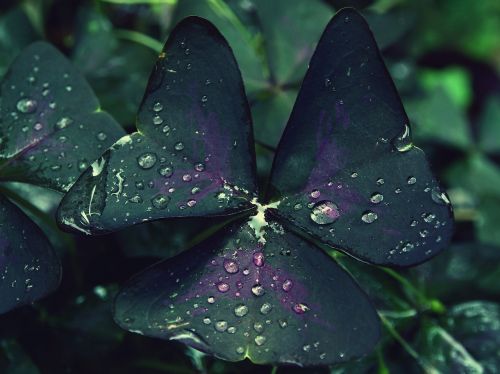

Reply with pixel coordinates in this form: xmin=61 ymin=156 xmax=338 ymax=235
xmin=407 ymin=176 xmax=417 ymax=185
xmin=260 ymin=303 xmax=272 ymax=315
xmin=153 ymin=115 xmax=163 ymax=125
xmin=254 ymin=335 xmax=266 ymax=346
xmin=214 ymin=320 xmax=228 ymax=332
xmin=16 ymin=98 xmax=37 ymax=113
xmin=137 ymin=152 xmax=157 ymax=169
xmin=251 ymin=284 xmax=265 ymax=296
xmin=310 ymin=201 xmax=340 ymax=225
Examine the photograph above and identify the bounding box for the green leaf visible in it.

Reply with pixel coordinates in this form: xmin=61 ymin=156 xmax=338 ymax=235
xmin=0 ymin=8 xmax=39 ymax=78
xmin=57 ymin=17 xmax=257 ymax=235
xmin=0 ymin=339 xmax=40 ymax=374
xmin=478 ymin=95 xmax=500 ymax=154
xmin=251 ymin=0 xmax=333 ymax=84
xmin=405 ymin=87 xmax=472 ymax=150
xmin=0 ymin=42 xmax=126 ymax=192
xmin=251 ymin=89 xmax=296 ymax=148
xmin=0 ymin=195 xmax=60 ymax=314
xmin=363 ymin=8 xmax=415 ymax=50
xmin=114 ymin=218 xmax=380 ymax=366
xmin=269 ymin=9 xmax=453 ymax=266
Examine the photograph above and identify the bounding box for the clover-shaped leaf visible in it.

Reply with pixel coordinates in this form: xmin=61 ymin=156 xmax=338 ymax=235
xmin=0 ymin=42 xmax=125 ymax=313
xmin=114 ymin=218 xmax=379 ymax=365
xmin=57 ymin=17 xmax=257 ymax=235
xmin=58 ymin=8 xmax=453 ymax=366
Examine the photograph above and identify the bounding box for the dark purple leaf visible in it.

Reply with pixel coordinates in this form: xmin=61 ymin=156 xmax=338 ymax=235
xmin=268 ymin=8 xmax=453 ymax=266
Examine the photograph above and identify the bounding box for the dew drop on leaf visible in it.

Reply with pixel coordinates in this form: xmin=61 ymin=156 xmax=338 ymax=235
xmin=16 ymin=98 xmax=37 ymax=113
xmin=234 ymin=304 xmax=249 ymax=317
xmin=361 ymin=211 xmax=378 ymax=224
xmin=310 ymin=201 xmax=340 ymax=225
xmin=370 ymin=193 xmax=384 ymax=204
xmin=137 ymin=152 xmax=157 ymax=169
xmin=151 ymin=194 xmax=170 ymax=209
xmin=223 ymin=259 xmax=238 ymax=274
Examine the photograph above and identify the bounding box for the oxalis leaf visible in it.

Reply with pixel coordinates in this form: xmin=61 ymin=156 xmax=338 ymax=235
xmin=0 ymin=42 xmax=125 ymax=313
xmin=0 ymin=195 xmax=60 ymax=314
xmin=59 ymin=8 xmax=453 ymax=366
xmin=114 ymin=218 xmax=379 ymax=365
xmin=57 ymin=17 xmax=258 ymax=235
xmin=268 ymin=8 xmax=454 ymax=266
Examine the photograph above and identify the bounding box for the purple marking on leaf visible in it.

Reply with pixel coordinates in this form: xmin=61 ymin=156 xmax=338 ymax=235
xmin=335 ymin=100 xmax=350 ymax=129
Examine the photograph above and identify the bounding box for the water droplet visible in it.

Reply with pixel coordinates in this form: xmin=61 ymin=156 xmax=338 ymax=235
xmin=203 ymin=317 xmax=211 ymax=325
xmin=392 ymin=124 xmax=413 ymax=152
xmin=16 ymin=98 xmax=37 ymax=113
xmin=253 ymin=252 xmax=265 ymax=267
xmin=33 ymin=123 xmax=43 ymax=131
xmin=236 ymin=347 xmax=244 ymax=354
xmin=162 ymin=125 xmax=170 ymax=134
xmin=129 ymin=194 xmax=143 ymax=203
xmin=194 ymin=162 xmax=205 ymax=172
xmin=153 ymin=102 xmax=163 ymax=112
xmin=293 ymin=303 xmax=309 ymax=314
xmin=310 ymin=189 xmax=321 ymax=199
xmin=431 ymin=187 xmax=450 ymax=205
xmin=310 ymin=201 xmax=340 ymax=225
xmin=174 ymin=142 xmax=184 ymax=151
xmin=407 ymin=176 xmax=417 ymax=185
xmin=251 ymin=284 xmax=265 ymax=296
xmin=96 ymin=132 xmax=107 ymax=141
xmin=361 ymin=211 xmax=378 ymax=223
xmin=282 ymin=279 xmax=293 ymax=292
xmin=303 ymin=344 xmax=311 ymax=352
xmin=419 ymin=229 xmax=429 ymax=238
xmin=253 ymin=322 xmax=264 ymax=333
xmin=223 ymin=259 xmax=239 ymax=274
xmin=201 ymin=95 xmax=208 ymax=103
xmin=137 ymin=152 xmax=157 ymax=169
xmin=153 ymin=115 xmax=163 ymax=125
xmin=351 ymin=172 xmax=358 ymax=178
xmin=207 ymin=296 xmax=215 ymax=304
xmin=182 ymin=174 xmax=192 ymax=182
xmin=254 ymin=335 xmax=266 ymax=346
xmin=158 ymin=165 xmax=173 ymax=177
xmin=278 ymin=319 xmax=288 ymax=328
xmin=214 ymin=320 xmax=228 ymax=332
xmin=187 ymin=199 xmax=197 ymax=207
xmin=151 ymin=194 xmax=170 ymax=209
xmin=376 ymin=178 xmax=385 ymax=185
xmin=260 ymin=303 xmax=272 ymax=315
xmin=293 ymin=203 xmax=302 ymax=211
xmin=216 ymin=282 xmax=230 ymax=293
xmin=56 ymin=117 xmax=72 ymax=129
xmin=370 ymin=193 xmax=384 ymax=204
xmin=234 ymin=304 xmax=249 ymax=317
xmin=423 ymin=213 xmax=436 ymax=223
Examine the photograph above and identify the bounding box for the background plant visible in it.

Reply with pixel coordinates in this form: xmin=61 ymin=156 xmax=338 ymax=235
xmin=0 ymin=0 xmax=499 ymax=373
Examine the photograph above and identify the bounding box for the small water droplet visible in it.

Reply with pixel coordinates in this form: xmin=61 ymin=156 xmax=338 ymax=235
xmin=96 ymin=132 xmax=107 ymax=141
xmin=216 ymin=282 xmax=229 ymax=293
xmin=236 ymin=347 xmax=244 ymax=354
xmin=260 ymin=303 xmax=272 ymax=315
xmin=361 ymin=211 xmax=378 ymax=223
xmin=251 ymin=284 xmax=265 ymax=296
xmin=310 ymin=189 xmax=321 ymax=199
xmin=234 ymin=304 xmax=249 ymax=317
xmin=282 ymin=279 xmax=293 ymax=292
xmin=376 ymin=178 xmax=385 ymax=185
xmin=351 ymin=172 xmax=358 ymax=178
xmin=151 ymin=194 xmax=170 ymax=209
xmin=253 ymin=252 xmax=265 ymax=267
xmin=370 ymin=193 xmax=384 ymax=204
xmin=174 ymin=142 xmax=184 ymax=151
xmin=137 ymin=152 xmax=157 ymax=169
xmin=201 ymin=95 xmax=208 ymax=103
xmin=153 ymin=102 xmax=163 ymax=112
xmin=56 ymin=117 xmax=72 ymax=129
xmin=153 ymin=115 xmax=163 ymax=125
xmin=223 ymin=259 xmax=239 ymax=274
xmin=187 ymin=199 xmax=197 ymax=207
xmin=431 ymin=187 xmax=450 ymax=205
xmin=203 ymin=317 xmax=211 ymax=325
xmin=158 ymin=165 xmax=173 ymax=177
xmin=214 ymin=320 xmax=228 ymax=332
xmin=407 ymin=176 xmax=417 ymax=185
xmin=254 ymin=335 xmax=266 ymax=346
xmin=392 ymin=124 xmax=413 ymax=152
xmin=194 ymin=162 xmax=205 ymax=172
xmin=293 ymin=303 xmax=309 ymax=314
xmin=16 ymin=98 xmax=37 ymax=113
xmin=33 ymin=123 xmax=43 ymax=131
xmin=293 ymin=203 xmax=302 ymax=211
xmin=207 ymin=296 xmax=215 ymax=304
xmin=310 ymin=201 xmax=340 ymax=225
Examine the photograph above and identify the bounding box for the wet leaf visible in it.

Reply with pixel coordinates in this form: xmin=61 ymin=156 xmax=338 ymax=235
xmin=0 ymin=195 xmax=61 ymax=314
xmin=114 ymin=218 xmax=379 ymax=366
xmin=57 ymin=17 xmax=258 ymax=235
xmin=0 ymin=41 xmax=126 ymax=192
xmin=269 ymin=9 xmax=453 ymax=266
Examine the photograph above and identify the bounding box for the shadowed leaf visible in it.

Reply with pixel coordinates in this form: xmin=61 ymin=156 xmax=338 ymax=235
xmin=0 ymin=195 xmax=60 ymax=314
xmin=0 ymin=42 xmax=126 ymax=192
xmin=57 ymin=17 xmax=257 ymax=235
xmin=269 ymin=8 xmax=453 ymax=266
xmin=114 ymin=218 xmax=379 ymax=366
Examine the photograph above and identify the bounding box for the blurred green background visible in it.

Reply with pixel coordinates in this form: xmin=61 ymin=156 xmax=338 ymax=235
xmin=0 ymin=0 xmax=499 ymax=373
